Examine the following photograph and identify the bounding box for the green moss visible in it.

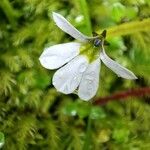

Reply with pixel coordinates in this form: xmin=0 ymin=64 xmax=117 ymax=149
xmin=0 ymin=0 xmax=150 ymax=149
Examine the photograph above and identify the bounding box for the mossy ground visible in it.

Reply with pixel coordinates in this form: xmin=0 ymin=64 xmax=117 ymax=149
xmin=0 ymin=0 xmax=150 ymax=149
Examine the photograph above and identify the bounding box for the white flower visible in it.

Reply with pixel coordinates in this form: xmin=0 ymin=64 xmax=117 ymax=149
xmin=39 ymin=12 xmax=137 ymax=101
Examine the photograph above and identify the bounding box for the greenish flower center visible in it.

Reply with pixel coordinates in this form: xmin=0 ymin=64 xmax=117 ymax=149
xmin=79 ymin=41 xmax=100 ymax=63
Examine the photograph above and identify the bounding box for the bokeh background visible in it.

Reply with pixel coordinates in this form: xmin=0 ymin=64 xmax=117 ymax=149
xmin=0 ymin=0 xmax=150 ymax=149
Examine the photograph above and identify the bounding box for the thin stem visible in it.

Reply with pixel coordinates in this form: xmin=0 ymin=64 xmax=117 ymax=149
xmin=99 ymin=18 xmax=150 ymax=37
xmin=79 ymin=0 xmax=92 ymax=35
xmin=82 ymin=108 xmax=92 ymax=150
xmin=93 ymin=87 xmax=150 ymax=105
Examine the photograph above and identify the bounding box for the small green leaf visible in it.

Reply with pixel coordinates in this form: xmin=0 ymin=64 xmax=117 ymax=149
xmin=77 ymin=103 xmax=91 ymax=118
xmin=34 ymin=71 xmax=51 ymax=89
xmin=62 ymin=103 xmax=77 ymax=116
xmin=90 ymin=106 xmax=106 ymax=119
xmin=108 ymin=36 xmax=125 ymax=51
xmin=111 ymin=2 xmax=126 ymax=22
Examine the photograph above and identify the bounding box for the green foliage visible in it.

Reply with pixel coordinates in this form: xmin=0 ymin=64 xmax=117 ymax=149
xmin=0 ymin=0 xmax=150 ymax=149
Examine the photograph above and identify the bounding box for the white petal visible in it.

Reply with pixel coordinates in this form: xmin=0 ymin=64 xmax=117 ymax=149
xmin=100 ymin=47 xmax=137 ymax=79
xmin=78 ymin=59 xmax=101 ymax=101
xmin=39 ymin=42 xmax=80 ymax=69
xmin=52 ymin=55 xmax=89 ymax=94
xmin=52 ymin=12 xmax=92 ymax=42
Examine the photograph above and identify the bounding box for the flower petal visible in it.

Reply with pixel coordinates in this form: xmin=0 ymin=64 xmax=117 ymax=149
xmin=52 ymin=12 xmax=92 ymax=42
xmin=78 ymin=59 xmax=101 ymax=101
xmin=52 ymin=55 xmax=89 ymax=94
xmin=39 ymin=42 xmax=80 ymax=69
xmin=100 ymin=47 xmax=137 ymax=79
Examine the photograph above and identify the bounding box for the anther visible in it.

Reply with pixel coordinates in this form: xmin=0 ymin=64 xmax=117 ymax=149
xmin=94 ymin=39 xmax=101 ymax=47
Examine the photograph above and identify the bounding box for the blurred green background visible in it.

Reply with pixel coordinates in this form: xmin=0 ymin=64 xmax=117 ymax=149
xmin=0 ymin=0 xmax=150 ymax=149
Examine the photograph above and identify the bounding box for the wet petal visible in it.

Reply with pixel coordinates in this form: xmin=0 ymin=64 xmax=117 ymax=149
xmin=39 ymin=42 xmax=80 ymax=69
xmin=52 ymin=55 xmax=89 ymax=94
xmin=100 ymin=47 xmax=137 ymax=79
xmin=78 ymin=59 xmax=101 ymax=101
xmin=52 ymin=12 xmax=92 ymax=42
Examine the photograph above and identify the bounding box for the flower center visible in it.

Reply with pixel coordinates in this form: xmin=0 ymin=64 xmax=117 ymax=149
xmin=93 ymin=39 xmax=101 ymax=47
xmin=79 ymin=30 xmax=107 ymax=63
xmin=79 ymin=39 xmax=101 ymax=63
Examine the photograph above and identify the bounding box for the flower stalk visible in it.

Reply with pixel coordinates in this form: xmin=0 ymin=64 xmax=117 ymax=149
xmin=83 ymin=110 xmax=92 ymax=150
xmin=101 ymin=18 xmax=150 ymax=38
xmin=94 ymin=87 xmax=150 ymax=105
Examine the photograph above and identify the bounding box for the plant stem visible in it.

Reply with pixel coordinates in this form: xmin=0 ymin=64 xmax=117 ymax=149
xmin=83 ymin=109 xmax=92 ymax=150
xmin=79 ymin=0 xmax=92 ymax=35
xmin=94 ymin=87 xmax=150 ymax=105
xmin=99 ymin=18 xmax=150 ymax=37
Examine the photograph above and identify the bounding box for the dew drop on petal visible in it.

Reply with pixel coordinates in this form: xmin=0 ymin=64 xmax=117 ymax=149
xmin=79 ymin=63 xmax=87 ymax=73
xmin=63 ymin=84 xmax=69 ymax=93
xmin=91 ymin=71 xmax=95 ymax=75
xmin=85 ymin=71 xmax=95 ymax=81
xmin=88 ymin=80 xmax=92 ymax=84
xmin=85 ymin=75 xmax=93 ymax=80
xmin=74 ymin=76 xmax=77 ymax=80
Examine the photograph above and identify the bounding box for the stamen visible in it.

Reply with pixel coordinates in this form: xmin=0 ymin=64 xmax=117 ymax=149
xmin=94 ymin=39 xmax=101 ymax=47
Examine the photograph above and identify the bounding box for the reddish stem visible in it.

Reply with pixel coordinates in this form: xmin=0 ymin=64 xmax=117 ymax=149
xmin=93 ymin=87 xmax=150 ymax=105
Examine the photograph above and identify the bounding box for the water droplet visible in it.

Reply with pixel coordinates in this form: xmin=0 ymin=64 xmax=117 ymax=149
xmin=73 ymin=77 xmax=78 ymax=83
xmin=91 ymin=71 xmax=95 ymax=75
xmin=64 ymin=84 xmax=69 ymax=93
xmin=85 ymin=75 xmax=93 ymax=80
xmin=87 ymin=84 xmax=93 ymax=91
xmin=88 ymin=80 xmax=93 ymax=84
xmin=70 ymin=76 xmax=79 ymax=88
xmin=79 ymin=63 xmax=87 ymax=73
xmin=73 ymin=77 xmax=77 ymax=80
xmin=86 ymin=80 xmax=92 ymax=89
